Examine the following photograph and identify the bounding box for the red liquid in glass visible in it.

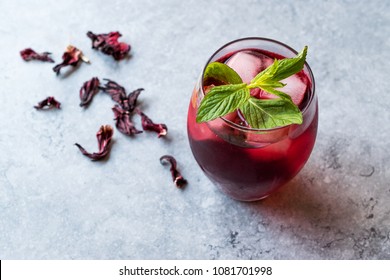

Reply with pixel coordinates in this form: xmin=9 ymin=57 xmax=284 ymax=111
xmin=187 ymin=48 xmax=318 ymax=201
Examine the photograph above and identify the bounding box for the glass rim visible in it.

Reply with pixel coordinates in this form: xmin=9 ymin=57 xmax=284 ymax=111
xmin=200 ymin=37 xmax=316 ymax=133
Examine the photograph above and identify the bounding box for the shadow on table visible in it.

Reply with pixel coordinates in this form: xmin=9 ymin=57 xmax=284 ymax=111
xmin=237 ymin=169 xmax=390 ymax=259
xmin=242 ymin=169 xmax=360 ymax=236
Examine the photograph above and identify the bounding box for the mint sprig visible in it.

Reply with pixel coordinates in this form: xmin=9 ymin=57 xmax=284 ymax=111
xmin=196 ymin=46 xmax=308 ymax=129
xmin=203 ymin=61 xmax=243 ymax=85
xmin=196 ymin=83 xmax=250 ymax=123
xmin=240 ymin=97 xmax=303 ymax=129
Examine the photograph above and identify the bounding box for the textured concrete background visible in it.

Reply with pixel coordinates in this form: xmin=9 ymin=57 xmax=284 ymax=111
xmin=0 ymin=0 xmax=389 ymax=259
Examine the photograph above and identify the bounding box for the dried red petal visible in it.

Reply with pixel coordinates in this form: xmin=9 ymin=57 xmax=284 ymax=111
xmin=53 ymin=45 xmax=87 ymax=75
xmin=20 ymin=48 xmax=54 ymax=62
xmin=125 ymin=88 xmax=143 ymax=112
xmin=160 ymin=155 xmax=187 ymax=188
xmin=99 ymin=79 xmax=127 ymax=104
xmin=75 ymin=125 xmax=113 ymax=161
xmin=137 ymin=110 xmax=167 ymax=138
xmin=100 ymin=79 xmax=143 ymax=112
xmin=112 ymin=105 xmax=142 ymax=136
xmin=34 ymin=96 xmax=61 ymax=109
xmin=87 ymin=31 xmax=131 ymax=60
xmin=79 ymin=77 xmax=100 ymax=107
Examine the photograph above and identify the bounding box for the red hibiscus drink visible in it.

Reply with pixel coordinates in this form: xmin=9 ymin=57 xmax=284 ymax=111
xmin=187 ymin=38 xmax=318 ymax=201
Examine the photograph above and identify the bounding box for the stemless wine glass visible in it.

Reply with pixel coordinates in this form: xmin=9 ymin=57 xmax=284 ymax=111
xmin=187 ymin=38 xmax=318 ymax=201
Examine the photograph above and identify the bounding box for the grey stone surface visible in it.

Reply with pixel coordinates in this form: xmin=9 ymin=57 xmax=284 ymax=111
xmin=0 ymin=0 xmax=389 ymax=259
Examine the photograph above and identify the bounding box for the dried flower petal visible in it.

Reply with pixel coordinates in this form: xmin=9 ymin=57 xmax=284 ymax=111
xmin=160 ymin=155 xmax=187 ymax=188
xmin=100 ymin=79 xmax=143 ymax=111
xmin=99 ymin=79 xmax=127 ymax=104
xmin=75 ymin=125 xmax=113 ymax=161
xmin=53 ymin=45 xmax=88 ymax=75
xmin=112 ymin=105 xmax=142 ymax=136
xmin=87 ymin=31 xmax=131 ymax=60
xmin=34 ymin=96 xmax=61 ymax=109
xmin=137 ymin=110 xmax=167 ymax=138
xmin=79 ymin=77 xmax=100 ymax=107
xmin=20 ymin=48 xmax=54 ymax=62
xmin=125 ymin=88 xmax=143 ymax=112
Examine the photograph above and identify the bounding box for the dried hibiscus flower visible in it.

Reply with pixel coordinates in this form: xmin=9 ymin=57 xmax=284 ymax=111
xmin=34 ymin=96 xmax=61 ymax=109
xmin=99 ymin=79 xmax=126 ymax=104
xmin=99 ymin=79 xmax=143 ymax=111
xmin=75 ymin=125 xmax=113 ymax=161
xmin=136 ymin=109 xmax=168 ymax=138
xmin=160 ymin=155 xmax=187 ymax=188
xmin=112 ymin=105 xmax=142 ymax=136
xmin=79 ymin=77 xmax=100 ymax=107
xmin=87 ymin=31 xmax=131 ymax=60
xmin=126 ymin=88 xmax=144 ymax=112
xmin=20 ymin=48 xmax=54 ymax=62
xmin=53 ymin=45 xmax=89 ymax=75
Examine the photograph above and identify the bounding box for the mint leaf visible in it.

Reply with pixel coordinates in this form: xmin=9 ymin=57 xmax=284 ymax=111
xmin=240 ymin=97 xmax=303 ymax=129
xmin=251 ymin=46 xmax=308 ymax=85
xmin=203 ymin=62 xmax=243 ymax=85
xmin=257 ymin=86 xmax=292 ymax=101
xmin=196 ymin=83 xmax=249 ymax=123
xmin=196 ymin=46 xmax=308 ymax=129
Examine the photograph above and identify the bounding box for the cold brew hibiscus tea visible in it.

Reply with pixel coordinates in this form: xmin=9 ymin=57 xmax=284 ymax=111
xmin=187 ymin=38 xmax=318 ymax=201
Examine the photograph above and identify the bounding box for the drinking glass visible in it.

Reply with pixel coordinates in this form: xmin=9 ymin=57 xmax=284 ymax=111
xmin=187 ymin=38 xmax=318 ymax=201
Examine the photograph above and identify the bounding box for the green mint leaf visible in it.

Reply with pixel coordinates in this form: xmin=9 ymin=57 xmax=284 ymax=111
xmin=249 ymin=80 xmax=285 ymax=90
xmin=196 ymin=46 xmax=308 ymax=129
xmin=240 ymin=97 xmax=303 ymax=129
xmin=196 ymin=83 xmax=249 ymax=123
xmin=258 ymin=86 xmax=292 ymax=101
xmin=251 ymin=46 xmax=308 ymax=85
xmin=203 ymin=62 xmax=243 ymax=85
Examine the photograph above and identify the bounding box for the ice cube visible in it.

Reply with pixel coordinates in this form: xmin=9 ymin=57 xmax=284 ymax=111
xmin=249 ymin=136 xmax=292 ymax=161
xmin=259 ymin=74 xmax=308 ymax=106
xmin=226 ymin=51 xmax=273 ymax=83
xmin=188 ymin=107 xmax=239 ymax=142
xmin=226 ymin=50 xmax=308 ymax=106
xmin=226 ymin=51 xmax=273 ymax=124
xmin=206 ymin=111 xmax=239 ymax=135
